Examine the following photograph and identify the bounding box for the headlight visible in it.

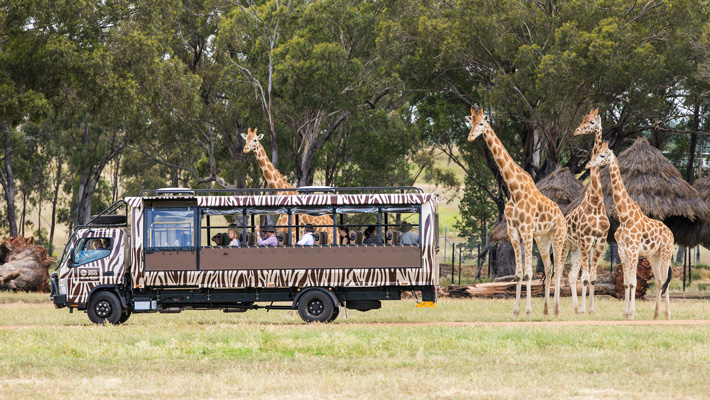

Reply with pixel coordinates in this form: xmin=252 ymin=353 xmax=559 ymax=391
xmin=58 ymin=279 xmax=67 ymax=295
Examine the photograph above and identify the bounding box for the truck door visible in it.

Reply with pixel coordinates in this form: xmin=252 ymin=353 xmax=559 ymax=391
xmin=65 ymin=230 xmax=126 ymax=304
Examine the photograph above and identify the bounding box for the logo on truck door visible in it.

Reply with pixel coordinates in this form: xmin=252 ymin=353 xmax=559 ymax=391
xmin=78 ymin=268 xmax=100 ymax=281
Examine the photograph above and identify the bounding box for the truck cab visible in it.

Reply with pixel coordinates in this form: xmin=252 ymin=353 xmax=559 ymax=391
xmin=51 ymin=211 xmax=130 ymax=323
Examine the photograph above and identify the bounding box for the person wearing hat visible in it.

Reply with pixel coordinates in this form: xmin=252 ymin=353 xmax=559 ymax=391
xmin=399 ymin=222 xmax=419 ymax=245
xmin=254 ymin=225 xmax=279 ymax=246
xmin=297 ymin=224 xmax=316 ymax=246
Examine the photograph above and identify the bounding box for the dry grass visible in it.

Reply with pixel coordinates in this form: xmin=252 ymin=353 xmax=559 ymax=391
xmin=1 ymin=292 xmax=710 ymax=399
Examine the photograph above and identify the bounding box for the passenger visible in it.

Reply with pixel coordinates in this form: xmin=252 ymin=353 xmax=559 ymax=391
xmin=399 ymin=222 xmax=420 ymax=245
xmin=102 ymin=239 xmax=111 ymax=249
xmin=93 ymin=240 xmax=105 ymax=250
xmin=228 ymin=227 xmax=240 ymax=247
xmin=255 ymin=225 xmax=278 ymax=247
xmin=338 ymin=225 xmax=350 ymax=245
xmin=297 ymin=224 xmax=316 ymax=246
xmin=211 ymin=234 xmax=223 ymax=246
xmin=363 ymin=225 xmax=381 ymax=245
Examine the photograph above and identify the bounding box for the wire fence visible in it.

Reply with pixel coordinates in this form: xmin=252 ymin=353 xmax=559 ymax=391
xmin=439 ymin=229 xmax=489 ymax=286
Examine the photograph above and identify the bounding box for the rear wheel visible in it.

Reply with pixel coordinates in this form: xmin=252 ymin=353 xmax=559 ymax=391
xmin=297 ymin=290 xmax=335 ymax=323
xmin=87 ymin=292 xmax=122 ymax=324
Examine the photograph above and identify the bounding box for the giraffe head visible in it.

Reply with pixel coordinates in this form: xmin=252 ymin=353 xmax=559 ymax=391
xmin=465 ymin=108 xmax=489 ymax=142
xmin=241 ymin=128 xmax=264 ymax=154
xmin=574 ymin=108 xmax=601 ymax=136
xmin=585 ymin=142 xmax=614 ymax=169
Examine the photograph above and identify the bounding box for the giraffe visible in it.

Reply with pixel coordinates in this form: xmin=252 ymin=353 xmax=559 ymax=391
xmin=466 ymin=108 xmax=567 ymax=317
xmin=242 ymin=128 xmax=334 ymax=244
xmin=586 ymin=142 xmax=673 ymax=320
xmin=565 ymin=109 xmax=610 ymax=314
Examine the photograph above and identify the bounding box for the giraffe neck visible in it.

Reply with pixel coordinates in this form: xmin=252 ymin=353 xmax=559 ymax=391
xmin=254 ymin=141 xmax=295 ymax=193
xmin=593 ymin=126 xmax=603 ymax=155
xmin=584 ymin=165 xmax=604 ymax=209
xmin=607 ymin=155 xmax=637 ymax=223
xmin=482 ymin=126 xmax=533 ymax=202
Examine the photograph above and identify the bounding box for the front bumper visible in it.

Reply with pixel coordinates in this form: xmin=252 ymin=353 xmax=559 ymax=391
xmin=49 ymin=273 xmax=66 ymax=309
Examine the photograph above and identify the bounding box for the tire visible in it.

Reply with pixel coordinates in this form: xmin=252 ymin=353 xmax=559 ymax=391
xmin=117 ymin=310 xmax=131 ymax=324
xmin=327 ymin=305 xmax=340 ymax=323
xmin=297 ymin=290 xmax=335 ymax=323
xmin=87 ymin=292 xmax=123 ymax=324
xmin=90 ymin=215 xmax=127 ymax=225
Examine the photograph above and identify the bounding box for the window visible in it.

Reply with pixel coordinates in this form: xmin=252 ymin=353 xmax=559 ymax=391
xmin=72 ymin=238 xmax=112 ymax=266
xmin=145 ymin=208 xmax=195 ymax=249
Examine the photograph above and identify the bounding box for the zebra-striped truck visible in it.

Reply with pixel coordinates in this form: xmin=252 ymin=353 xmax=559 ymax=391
xmin=50 ymin=187 xmax=439 ymax=323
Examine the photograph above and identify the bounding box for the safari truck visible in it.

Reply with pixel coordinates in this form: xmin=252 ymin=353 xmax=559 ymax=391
xmin=50 ymin=187 xmax=439 ymax=323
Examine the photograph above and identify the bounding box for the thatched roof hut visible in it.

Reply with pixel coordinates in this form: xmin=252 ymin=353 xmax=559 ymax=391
xmin=489 ymin=167 xmax=584 ymax=242
xmin=567 ymin=137 xmax=710 ymax=247
xmin=692 ymin=175 xmax=710 ymax=249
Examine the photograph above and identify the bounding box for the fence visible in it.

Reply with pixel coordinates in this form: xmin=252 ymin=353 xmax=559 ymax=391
xmin=440 ymin=228 xmax=488 ymax=285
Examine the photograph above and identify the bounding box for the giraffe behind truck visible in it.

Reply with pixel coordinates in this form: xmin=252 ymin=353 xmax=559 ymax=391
xmin=50 ymin=187 xmax=440 ymax=324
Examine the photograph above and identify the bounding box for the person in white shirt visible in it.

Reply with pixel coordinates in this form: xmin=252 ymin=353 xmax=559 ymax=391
xmin=297 ymin=224 xmax=316 ymax=246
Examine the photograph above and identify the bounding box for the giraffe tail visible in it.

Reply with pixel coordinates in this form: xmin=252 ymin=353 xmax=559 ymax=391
xmin=660 ymin=266 xmax=672 ymax=296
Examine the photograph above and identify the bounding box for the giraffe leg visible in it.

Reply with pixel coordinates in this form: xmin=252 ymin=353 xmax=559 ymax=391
xmin=508 ymin=228 xmax=523 ymax=318
xmin=588 ymin=241 xmax=605 ymax=314
xmin=536 ymin=235 xmax=553 ymax=316
xmin=522 ymin=233 xmax=535 ymax=317
xmin=617 ymin=244 xmax=631 ymax=318
xmin=629 ymin=266 xmax=637 ymax=321
xmin=625 ymin=247 xmax=639 ymax=321
xmin=579 ymin=241 xmax=593 ymax=314
xmin=552 ymin=221 xmax=567 ymax=317
xmin=568 ymin=245 xmax=582 ymax=314
xmin=662 ymin=242 xmax=673 ymax=320
xmin=649 ymin=254 xmax=663 ymax=320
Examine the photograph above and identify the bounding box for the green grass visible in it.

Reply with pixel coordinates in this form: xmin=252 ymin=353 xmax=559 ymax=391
xmin=2 ymin=292 xmax=710 ymax=399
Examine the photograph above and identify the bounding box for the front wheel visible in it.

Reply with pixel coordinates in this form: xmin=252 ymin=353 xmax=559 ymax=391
xmin=297 ymin=290 xmax=335 ymax=323
xmin=87 ymin=292 xmax=123 ymax=324
xmin=118 ymin=310 xmax=131 ymax=324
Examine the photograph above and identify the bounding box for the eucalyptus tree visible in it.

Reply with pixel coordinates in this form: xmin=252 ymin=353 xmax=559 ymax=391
xmin=0 ymin=1 xmax=50 ymax=236
xmin=218 ymin=0 xmax=404 ymax=186
xmin=385 ymin=0 xmax=710 ymax=236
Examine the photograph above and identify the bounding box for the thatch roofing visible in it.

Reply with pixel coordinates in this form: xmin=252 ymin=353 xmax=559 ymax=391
xmin=692 ymin=175 xmax=710 ymax=249
xmin=566 ymin=137 xmax=710 ymax=247
xmin=489 ymin=167 xmax=584 ymax=243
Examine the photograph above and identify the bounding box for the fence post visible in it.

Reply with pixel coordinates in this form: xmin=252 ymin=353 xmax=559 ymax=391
xmin=688 ymin=246 xmax=692 ymax=285
xmin=443 ymin=227 xmax=447 ymax=259
xmin=683 ymin=248 xmax=687 ymax=292
xmin=451 ymin=242 xmax=455 ymax=284
xmin=458 ymin=251 xmax=462 ymax=285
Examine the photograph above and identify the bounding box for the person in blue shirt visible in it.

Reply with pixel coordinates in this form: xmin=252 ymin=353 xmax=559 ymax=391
xmin=399 ymin=222 xmax=420 ymax=245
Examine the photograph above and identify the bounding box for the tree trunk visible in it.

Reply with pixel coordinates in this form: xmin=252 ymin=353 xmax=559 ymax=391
xmin=494 ymin=241 xmax=516 ymax=277
xmin=2 ymin=125 xmax=18 ymax=237
xmin=0 ymin=236 xmax=53 ymax=292
xmin=49 ymin=156 xmax=62 ymax=254
xmin=686 ymin=105 xmax=700 ymax=182
xmin=37 ymin=195 xmax=42 ymax=245
xmin=72 ymin=122 xmax=124 ymax=227
xmin=112 ymin=154 xmax=121 ymax=203
xmin=676 ymin=245 xmax=685 ymax=266
xmin=20 ymin=190 xmax=27 ymax=238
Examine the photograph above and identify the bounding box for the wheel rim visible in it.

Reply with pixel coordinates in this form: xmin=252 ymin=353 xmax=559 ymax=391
xmin=95 ymin=300 xmax=113 ymax=318
xmin=307 ymin=299 xmax=324 ymax=316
